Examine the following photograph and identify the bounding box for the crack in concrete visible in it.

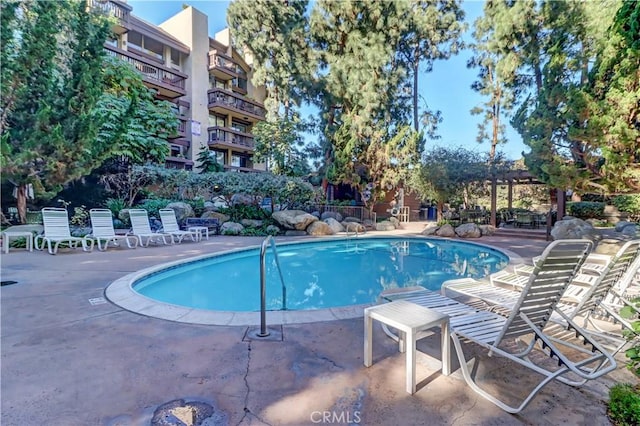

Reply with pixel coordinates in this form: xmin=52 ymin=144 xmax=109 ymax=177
xmin=235 ymin=341 xmax=273 ymax=426
xmin=451 ymin=398 xmax=476 ymax=425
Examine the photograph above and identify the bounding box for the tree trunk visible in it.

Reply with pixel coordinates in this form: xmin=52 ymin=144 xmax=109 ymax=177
xmin=16 ymin=184 xmax=27 ymax=224
xmin=413 ymin=59 xmax=419 ymax=132
xmin=437 ymin=200 xmax=444 ymax=222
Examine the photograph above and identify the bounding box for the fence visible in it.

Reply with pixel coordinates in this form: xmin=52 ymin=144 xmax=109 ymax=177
xmin=307 ymin=204 xmax=376 ymax=223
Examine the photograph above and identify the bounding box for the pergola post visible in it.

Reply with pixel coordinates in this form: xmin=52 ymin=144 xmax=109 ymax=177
xmin=557 ymin=189 xmax=566 ymax=219
xmin=490 ymin=178 xmax=497 ymax=227
xmin=507 ymin=180 xmax=513 ymax=210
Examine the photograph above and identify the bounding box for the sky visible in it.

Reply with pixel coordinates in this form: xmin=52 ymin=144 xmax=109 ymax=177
xmin=128 ymin=0 xmax=529 ymax=160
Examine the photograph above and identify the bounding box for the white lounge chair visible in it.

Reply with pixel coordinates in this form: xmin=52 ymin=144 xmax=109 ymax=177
xmin=158 ymin=209 xmax=197 ymax=243
xmin=126 ymin=209 xmax=173 ymax=247
xmin=88 ymin=209 xmax=138 ymax=251
xmin=35 ymin=207 xmax=94 ymax=255
xmin=381 ymin=239 xmax=617 ymax=413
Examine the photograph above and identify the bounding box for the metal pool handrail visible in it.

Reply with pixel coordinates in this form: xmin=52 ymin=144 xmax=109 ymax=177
xmin=258 ymin=235 xmax=287 ymax=337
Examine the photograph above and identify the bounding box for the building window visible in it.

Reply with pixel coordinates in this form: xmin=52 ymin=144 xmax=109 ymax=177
xmin=209 ymin=114 xmax=226 ymax=127
xmin=231 ymin=120 xmax=249 ymax=133
xmin=170 ymin=48 xmax=181 ymax=70
xmin=127 ymin=31 xmax=163 ymax=62
xmin=231 ymin=154 xmax=249 ymax=168
xmin=214 ymin=150 xmax=226 ymax=165
xmin=233 ymin=77 xmax=248 ymax=91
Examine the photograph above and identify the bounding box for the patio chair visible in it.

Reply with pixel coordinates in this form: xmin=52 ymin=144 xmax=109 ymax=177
xmin=382 ymin=239 xmax=617 ymax=413
xmin=443 ymin=240 xmax=640 ymax=354
xmin=88 ymin=209 xmax=138 ymax=251
xmin=126 ymin=209 xmax=173 ymax=247
xmin=158 ymin=209 xmax=197 ymax=243
xmin=35 ymin=207 xmax=94 ymax=255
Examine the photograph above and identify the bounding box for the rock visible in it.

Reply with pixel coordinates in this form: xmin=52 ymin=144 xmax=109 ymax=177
xmin=478 ymin=224 xmax=496 ymax=236
xmin=210 ymin=196 xmax=229 ymax=209
xmin=203 ymin=201 xmax=216 ymax=210
xmin=284 ymin=230 xmax=307 ymax=237
xmin=435 ymin=223 xmax=456 ymax=237
xmin=220 ymin=222 xmax=244 ymax=235
xmin=421 ymin=223 xmax=439 ymax=236
xmin=266 ymin=225 xmax=281 ymax=235
xmin=118 ymin=208 xmax=130 ymax=223
xmin=306 ymin=221 xmax=335 ymax=236
xmin=311 ymin=211 xmax=321 ymax=218
xmin=343 ymin=216 xmax=362 ymax=223
xmin=455 ymin=223 xmax=482 ymax=238
xmin=230 ymin=193 xmax=255 ymax=206
xmin=201 ymin=211 xmax=230 ymax=223
xmin=362 ymin=219 xmax=375 ymax=230
xmin=621 ymin=224 xmax=639 ymax=237
xmin=388 ymin=217 xmax=400 ymax=228
xmin=550 ymin=218 xmax=597 ymax=241
xmin=320 ymin=211 xmax=344 ymax=222
xmin=272 ymin=210 xmax=318 ymax=230
xmin=616 ymin=221 xmax=635 ymax=232
xmin=324 ymin=217 xmax=345 ymax=233
xmin=165 ymin=202 xmax=194 ymax=223
xmin=376 ymin=221 xmax=396 ymax=231
xmin=595 ymin=239 xmax=625 ymax=255
xmin=241 ymin=219 xmax=263 ymax=228
xmin=343 ymin=222 xmax=366 ymax=233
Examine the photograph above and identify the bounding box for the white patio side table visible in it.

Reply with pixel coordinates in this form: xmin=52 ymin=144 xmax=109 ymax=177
xmin=2 ymin=231 xmax=34 ymax=254
xmin=187 ymin=226 xmax=209 ymax=241
xmin=364 ymin=299 xmax=450 ymax=394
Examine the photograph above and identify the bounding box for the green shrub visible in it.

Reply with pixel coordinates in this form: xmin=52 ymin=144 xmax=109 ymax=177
xmin=134 ymin=198 xmax=172 ymax=217
xmin=567 ymin=201 xmax=605 ymax=219
xmin=612 ymin=195 xmax=640 ymax=221
xmin=219 ymin=204 xmax=270 ymax=222
xmin=105 ymin=198 xmax=126 ymax=218
xmin=609 ymin=384 xmax=640 ymax=426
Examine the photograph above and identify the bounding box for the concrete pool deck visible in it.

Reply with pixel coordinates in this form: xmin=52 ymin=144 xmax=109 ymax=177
xmin=1 ymin=223 xmax=636 ymax=425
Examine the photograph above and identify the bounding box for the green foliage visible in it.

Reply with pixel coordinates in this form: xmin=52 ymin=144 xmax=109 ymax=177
xmin=70 ymin=205 xmax=89 ymax=228
xmin=105 ymin=198 xmax=127 ymax=218
xmin=612 ymin=195 xmax=640 ymax=220
xmin=134 ymin=198 xmax=172 ymax=217
xmin=608 ymin=383 xmax=640 ymax=426
xmin=252 ymin=115 xmax=311 ymax=176
xmin=620 ymin=298 xmax=640 ymax=376
xmin=219 ymin=205 xmax=270 ymax=222
xmin=566 ymin=202 xmax=605 ymax=219
xmin=195 ymin=145 xmax=224 ymax=173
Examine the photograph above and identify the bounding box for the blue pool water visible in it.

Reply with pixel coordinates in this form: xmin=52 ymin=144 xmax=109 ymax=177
xmin=133 ymin=237 xmax=509 ymax=312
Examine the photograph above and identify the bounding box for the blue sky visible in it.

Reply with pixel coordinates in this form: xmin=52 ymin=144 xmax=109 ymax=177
xmin=128 ymin=0 xmax=528 ymax=160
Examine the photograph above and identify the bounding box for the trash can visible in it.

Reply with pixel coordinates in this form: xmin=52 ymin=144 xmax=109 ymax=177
xmin=427 ymin=207 xmax=437 ymax=221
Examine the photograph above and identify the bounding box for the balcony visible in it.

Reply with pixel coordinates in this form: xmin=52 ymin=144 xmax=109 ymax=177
xmin=169 ymin=117 xmax=188 ymax=139
xmin=208 ymin=52 xmax=236 ymax=80
xmin=105 ymin=45 xmax=187 ymax=99
xmin=208 ymin=126 xmax=255 ymax=152
xmin=207 ymin=88 xmax=266 ymax=123
xmin=89 ymin=0 xmax=131 ymax=34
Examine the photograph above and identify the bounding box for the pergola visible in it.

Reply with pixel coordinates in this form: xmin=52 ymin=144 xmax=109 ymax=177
xmin=488 ymin=169 xmax=567 ymax=234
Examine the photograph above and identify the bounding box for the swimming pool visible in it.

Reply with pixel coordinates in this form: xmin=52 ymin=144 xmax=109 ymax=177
xmin=119 ymin=237 xmax=509 ymax=318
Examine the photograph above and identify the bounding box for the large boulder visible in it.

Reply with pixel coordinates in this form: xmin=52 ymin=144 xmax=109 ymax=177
xmin=272 ymin=210 xmax=318 ymax=230
xmin=343 ymin=221 xmax=366 ymax=233
xmin=320 ymin=211 xmax=344 ymax=222
xmin=266 ymin=225 xmax=281 ymax=235
xmin=241 ymin=219 xmax=263 ymax=228
xmin=306 ymin=221 xmax=335 ymax=236
xmin=220 ymin=221 xmax=244 ymax=235
xmin=621 ymin=224 xmax=639 ymax=237
xmin=343 ymin=216 xmax=362 ymax=223
xmin=435 ymin=223 xmax=456 ymax=237
xmin=324 ymin=217 xmax=345 ymax=233
xmin=388 ymin=217 xmax=400 ymax=228
xmin=595 ymin=239 xmax=625 ymax=255
xmin=455 ymin=223 xmax=481 ymax=238
xmin=615 ymin=221 xmax=634 ymax=232
xmin=165 ymin=202 xmax=194 ymax=223
xmin=210 ymin=196 xmax=229 ymax=210
xmin=550 ymin=218 xmax=597 ymax=241
xmin=478 ymin=224 xmax=496 ymax=236
xmin=201 ymin=211 xmax=230 ymax=223
xmin=376 ymin=221 xmax=396 ymax=231
xmin=421 ymin=223 xmax=439 ymax=236
xmin=230 ymin=193 xmax=255 ymax=206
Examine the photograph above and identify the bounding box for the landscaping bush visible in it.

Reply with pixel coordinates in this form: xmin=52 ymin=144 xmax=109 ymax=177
xmin=609 ymin=384 xmax=640 ymax=426
xmin=134 ymin=198 xmax=173 ymax=217
xmin=567 ymin=201 xmax=605 ymax=219
xmin=612 ymin=195 xmax=640 ymax=221
xmin=219 ymin=204 xmax=270 ymax=222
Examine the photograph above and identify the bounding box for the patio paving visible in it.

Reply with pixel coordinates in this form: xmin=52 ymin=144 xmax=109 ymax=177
xmin=1 ymin=223 xmax=636 ymax=425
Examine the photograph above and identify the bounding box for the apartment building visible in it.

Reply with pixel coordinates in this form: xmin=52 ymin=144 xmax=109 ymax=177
xmin=93 ymin=0 xmax=267 ymax=172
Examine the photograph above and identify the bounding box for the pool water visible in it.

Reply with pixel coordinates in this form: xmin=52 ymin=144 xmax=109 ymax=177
xmin=133 ymin=237 xmax=509 ymax=312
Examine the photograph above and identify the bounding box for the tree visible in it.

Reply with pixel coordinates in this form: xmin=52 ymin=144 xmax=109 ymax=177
xmin=410 ymin=147 xmax=489 ymax=220
xmin=1 ymin=1 xmax=111 ymax=223
xmin=195 ymin=144 xmax=224 ymax=174
xmin=252 ymin=114 xmax=310 ymax=176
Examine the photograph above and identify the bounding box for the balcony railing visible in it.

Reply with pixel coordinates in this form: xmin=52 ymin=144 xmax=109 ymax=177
xmin=208 ymin=126 xmax=255 ymax=149
xmin=89 ymin=0 xmax=131 ymax=24
xmin=207 ymin=88 xmax=266 ymax=120
xmin=105 ymin=45 xmax=187 ymax=95
xmin=208 ymin=53 xmax=236 ymax=74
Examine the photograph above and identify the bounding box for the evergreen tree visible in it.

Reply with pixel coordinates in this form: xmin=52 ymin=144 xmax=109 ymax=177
xmin=195 ymin=145 xmax=224 ymax=173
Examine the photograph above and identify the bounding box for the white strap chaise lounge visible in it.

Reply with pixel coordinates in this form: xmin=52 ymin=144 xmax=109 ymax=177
xmin=88 ymin=209 xmax=138 ymax=251
xmin=35 ymin=207 xmax=94 ymax=255
xmin=158 ymin=209 xmax=197 ymax=243
xmin=126 ymin=209 xmax=173 ymax=247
